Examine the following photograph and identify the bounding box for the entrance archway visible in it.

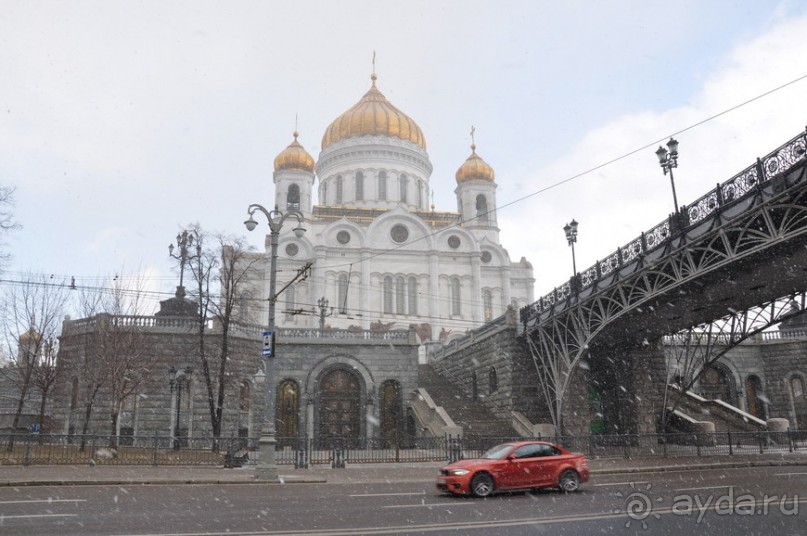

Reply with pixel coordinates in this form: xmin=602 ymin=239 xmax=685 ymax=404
xmin=318 ymin=368 xmax=361 ymax=443
xmin=699 ymin=364 xmax=736 ymax=404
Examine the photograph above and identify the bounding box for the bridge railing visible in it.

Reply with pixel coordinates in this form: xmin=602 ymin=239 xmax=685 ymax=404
xmin=523 ymin=128 xmax=807 ymax=324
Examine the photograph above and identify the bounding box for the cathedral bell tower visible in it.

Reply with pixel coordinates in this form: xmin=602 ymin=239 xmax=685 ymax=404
xmin=273 ymin=131 xmax=316 ymax=218
xmin=454 ymin=130 xmax=498 ymax=231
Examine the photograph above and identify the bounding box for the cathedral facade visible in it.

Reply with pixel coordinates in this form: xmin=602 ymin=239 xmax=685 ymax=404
xmin=247 ymin=72 xmax=535 ymax=343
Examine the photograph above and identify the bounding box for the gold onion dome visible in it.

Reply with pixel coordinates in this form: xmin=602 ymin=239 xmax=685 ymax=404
xmin=455 ymin=144 xmax=495 ymax=183
xmin=321 ymin=74 xmax=426 ymax=150
xmin=274 ymin=131 xmax=315 ymax=172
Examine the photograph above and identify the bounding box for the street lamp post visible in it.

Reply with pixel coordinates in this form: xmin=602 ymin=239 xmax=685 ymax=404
xmin=244 ymin=204 xmax=306 ymax=481
xmin=655 ymin=137 xmax=681 ymax=220
xmin=168 ymin=366 xmax=193 ymax=450
xmin=168 ymin=230 xmax=201 ymax=299
xmin=563 ymin=219 xmax=579 ymax=291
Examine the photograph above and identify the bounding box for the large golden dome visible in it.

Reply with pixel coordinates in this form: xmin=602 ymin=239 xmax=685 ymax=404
xmin=321 ymin=74 xmax=426 ymax=150
xmin=274 ymin=131 xmax=315 ymax=172
xmin=456 ymin=144 xmax=495 ymax=183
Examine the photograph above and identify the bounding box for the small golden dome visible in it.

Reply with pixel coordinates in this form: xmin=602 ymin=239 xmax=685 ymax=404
xmin=455 ymin=144 xmax=495 ymax=183
xmin=274 ymin=131 xmax=315 ymax=172
xmin=19 ymin=327 xmax=41 ymax=344
xmin=321 ymin=74 xmax=426 ymax=150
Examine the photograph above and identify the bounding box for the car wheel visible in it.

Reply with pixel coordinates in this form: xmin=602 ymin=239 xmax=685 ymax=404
xmin=558 ymin=469 xmax=580 ymax=493
xmin=471 ymin=473 xmax=494 ymax=498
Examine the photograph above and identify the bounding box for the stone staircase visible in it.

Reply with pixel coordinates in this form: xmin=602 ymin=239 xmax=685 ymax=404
xmin=417 ymin=364 xmax=518 ymax=437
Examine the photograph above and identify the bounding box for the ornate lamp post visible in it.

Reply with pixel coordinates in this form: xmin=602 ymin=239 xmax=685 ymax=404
xmin=655 ymin=137 xmax=681 ymax=218
xmin=317 ymin=296 xmax=332 ymax=332
xmin=244 ymin=204 xmax=306 ymax=481
xmin=168 ymin=366 xmax=193 ymax=450
xmin=563 ymin=219 xmax=579 ymax=289
xmin=168 ymin=230 xmax=201 ymax=299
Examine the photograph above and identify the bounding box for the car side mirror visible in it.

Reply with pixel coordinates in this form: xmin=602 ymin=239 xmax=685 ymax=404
xmin=506 ymin=454 xmax=516 ymax=461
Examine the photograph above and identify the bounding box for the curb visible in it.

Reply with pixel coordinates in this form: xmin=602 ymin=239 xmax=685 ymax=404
xmin=591 ymin=459 xmax=807 ymax=475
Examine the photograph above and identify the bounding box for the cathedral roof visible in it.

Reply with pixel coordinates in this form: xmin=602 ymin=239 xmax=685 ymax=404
xmin=321 ymin=74 xmax=426 ymax=151
xmin=274 ymin=131 xmax=315 ymax=172
xmin=455 ymin=143 xmax=495 ymax=183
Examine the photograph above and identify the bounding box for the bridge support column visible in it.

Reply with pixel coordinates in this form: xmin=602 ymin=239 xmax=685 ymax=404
xmin=588 ymin=340 xmax=667 ymax=435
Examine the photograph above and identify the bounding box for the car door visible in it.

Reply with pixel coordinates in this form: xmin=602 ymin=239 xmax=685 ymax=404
xmin=505 ymin=444 xmax=544 ymax=488
xmin=532 ymin=444 xmax=565 ymax=487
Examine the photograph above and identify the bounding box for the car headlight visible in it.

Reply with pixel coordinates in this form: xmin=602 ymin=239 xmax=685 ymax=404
xmin=447 ymin=469 xmax=470 ymax=476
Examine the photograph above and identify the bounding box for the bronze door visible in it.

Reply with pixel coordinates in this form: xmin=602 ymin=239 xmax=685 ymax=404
xmin=319 ymin=369 xmax=361 ymax=442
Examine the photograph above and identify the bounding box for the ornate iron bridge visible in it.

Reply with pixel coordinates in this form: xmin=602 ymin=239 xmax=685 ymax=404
xmin=519 ymin=128 xmax=807 ymax=430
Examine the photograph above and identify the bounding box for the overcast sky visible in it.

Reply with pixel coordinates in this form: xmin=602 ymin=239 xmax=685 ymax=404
xmin=3 ymin=0 xmax=807 ymax=316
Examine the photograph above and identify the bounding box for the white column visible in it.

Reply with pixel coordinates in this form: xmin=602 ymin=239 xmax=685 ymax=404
xmin=429 ymin=252 xmax=441 ymax=337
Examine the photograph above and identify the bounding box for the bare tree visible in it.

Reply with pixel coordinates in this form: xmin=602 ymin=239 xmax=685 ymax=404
xmin=74 ymin=271 xmax=157 ymax=448
xmin=184 ymin=226 xmax=260 ymax=442
xmin=0 ymin=275 xmax=71 ymax=448
xmin=0 ymin=186 xmax=21 ymax=271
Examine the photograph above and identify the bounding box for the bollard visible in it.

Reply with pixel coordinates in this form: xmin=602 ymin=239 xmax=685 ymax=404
xmin=331 ymin=438 xmax=345 ymax=469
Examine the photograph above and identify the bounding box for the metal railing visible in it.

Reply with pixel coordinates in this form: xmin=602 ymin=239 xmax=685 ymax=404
xmin=2 ymin=431 xmax=805 ymax=467
xmin=522 ymin=128 xmax=807 ymax=325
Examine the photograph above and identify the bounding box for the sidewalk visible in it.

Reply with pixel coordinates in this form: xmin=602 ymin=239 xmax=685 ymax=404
xmin=2 ymin=452 xmax=806 ymax=487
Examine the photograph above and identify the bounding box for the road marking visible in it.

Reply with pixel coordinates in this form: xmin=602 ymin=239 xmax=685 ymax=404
xmin=773 ymin=472 xmax=807 ymax=476
xmin=675 ymin=485 xmax=731 ymax=492
xmin=383 ymin=502 xmax=477 ymax=509
xmin=0 ymin=499 xmax=86 ymax=505
xmin=593 ymin=481 xmax=649 ymax=487
xmin=349 ymin=492 xmax=425 ymax=497
xmin=0 ymin=514 xmax=78 ymax=520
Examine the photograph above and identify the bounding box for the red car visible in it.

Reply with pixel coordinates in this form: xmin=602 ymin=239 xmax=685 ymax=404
xmin=436 ymin=440 xmax=589 ymax=497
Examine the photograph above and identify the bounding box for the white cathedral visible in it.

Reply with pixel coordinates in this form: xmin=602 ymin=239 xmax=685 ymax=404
xmin=247 ymin=72 xmax=535 ymax=344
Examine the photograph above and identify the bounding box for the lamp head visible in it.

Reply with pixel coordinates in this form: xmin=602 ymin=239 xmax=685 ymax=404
xmin=244 ymin=215 xmax=258 ymax=232
xmin=666 ymin=137 xmax=679 ymax=157
xmin=168 ymin=243 xmax=174 ymax=255
xmin=292 ymin=226 xmax=306 ymax=238
xmin=655 ymin=145 xmax=668 ymax=165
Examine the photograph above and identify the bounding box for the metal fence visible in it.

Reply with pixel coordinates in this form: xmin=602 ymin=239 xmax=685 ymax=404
xmin=2 ymin=431 xmax=805 ymax=467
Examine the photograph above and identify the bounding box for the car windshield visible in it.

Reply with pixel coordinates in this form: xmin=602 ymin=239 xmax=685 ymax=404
xmin=481 ymin=443 xmax=514 ymax=460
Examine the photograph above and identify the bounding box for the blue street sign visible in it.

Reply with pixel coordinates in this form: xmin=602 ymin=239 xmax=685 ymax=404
xmin=262 ymin=330 xmax=274 ymax=357
xmin=31 ymin=423 xmax=40 ymax=434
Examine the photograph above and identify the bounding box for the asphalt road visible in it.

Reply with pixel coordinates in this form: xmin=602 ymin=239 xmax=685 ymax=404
xmin=0 ymin=466 xmax=805 ymax=535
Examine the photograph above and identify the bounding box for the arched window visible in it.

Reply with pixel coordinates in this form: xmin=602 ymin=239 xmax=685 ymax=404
xmin=450 ymin=277 xmax=462 ymax=316
xmin=239 ymin=382 xmax=250 ymax=411
xmin=407 ymin=276 xmax=418 ymax=315
xmin=399 ymin=174 xmax=408 ymax=203
xmin=471 ymin=372 xmax=478 ymax=401
xmin=483 ymin=289 xmax=493 ymax=321
xmin=489 ymin=367 xmax=498 ymax=394
xmin=70 ymin=377 xmax=79 ymax=410
xmin=746 ymin=375 xmax=766 ymax=419
xmin=321 ymin=183 xmax=328 ymax=205
xmin=476 ymin=194 xmax=488 ymax=222
xmin=287 ymin=184 xmax=300 ymax=211
xmin=338 ymin=274 xmax=349 ymax=313
xmin=383 ymin=276 xmax=393 ymax=314
xmin=378 ymin=171 xmax=387 ymax=201
xmin=356 ymin=171 xmax=364 ymax=201
xmin=284 ymin=284 xmax=295 ymax=321
xmin=699 ymin=365 xmax=735 ymax=405
xmin=793 ymin=376 xmax=805 ymax=399
xmin=336 ymin=175 xmax=343 ymax=204
xmin=277 ymin=380 xmax=299 ymax=439
xmin=417 ymin=181 xmax=424 ymax=208
xmin=395 ymin=276 xmax=406 ymax=314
